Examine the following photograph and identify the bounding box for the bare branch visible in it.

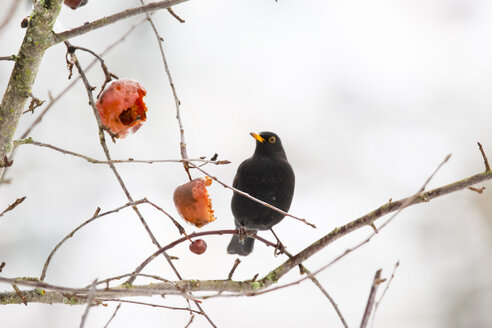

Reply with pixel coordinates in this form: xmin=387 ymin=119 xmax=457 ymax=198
xmin=227 ymin=259 xmax=242 ymax=280
xmin=0 ymin=1 xmax=63 ymax=180
xmin=360 ymin=269 xmax=383 ymax=328
xmin=298 ymin=267 xmax=349 ymax=328
xmin=184 ymin=314 xmax=195 ymax=328
xmin=0 ymin=55 xmax=16 ymax=61
xmin=65 ymin=45 xmax=118 ymax=98
xmin=79 ymin=280 xmax=97 ymax=328
xmin=468 ymin=186 xmax=486 ymax=194
xmin=14 ymin=138 xmax=230 ymax=166
xmin=0 ymin=196 xmax=26 ymax=218
xmin=96 ymin=273 xmax=171 ymax=288
xmin=0 ymin=276 xmax=266 ymax=302
xmin=140 ymin=0 xmax=191 ymax=179
xmin=371 ymin=261 xmax=400 ymax=328
xmin=143 ymin=199 xmax=188 ymax=237
xmin=167 ymin=7 xmax=186 ymax=23
xmin=1 ymin=158 xmax=491 ymax=307
xmin=99 ymin=298 xmax=203 ymax=314
xmin=103 ymin=303 xmax=122 ymax=328
xmin=188 ymin=162 xmax=317 ymax=228
xmin=477 ymin=142 xmax=490 ymax=171
xmin=11 ymin=284 xmax=26 ymax=305
xmin=53 ymin=0 xmax=190 ymax=44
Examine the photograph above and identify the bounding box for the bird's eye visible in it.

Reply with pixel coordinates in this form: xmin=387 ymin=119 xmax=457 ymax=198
xmin=269 ymin=136 xmax=276 ymax=143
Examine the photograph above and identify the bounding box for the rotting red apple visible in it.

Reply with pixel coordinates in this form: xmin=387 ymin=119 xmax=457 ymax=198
xmin=96 ymin=79 xmax=147 ymax=138
xmin=173 ymin=177 xmax=216 ymax=228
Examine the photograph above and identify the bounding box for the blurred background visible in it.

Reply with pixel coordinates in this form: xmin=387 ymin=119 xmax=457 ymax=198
xmin=1 ymin=0 xmax=492 ymax=327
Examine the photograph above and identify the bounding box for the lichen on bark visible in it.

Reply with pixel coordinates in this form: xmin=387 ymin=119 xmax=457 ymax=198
xmin=0 ymin=1 xmax=62 ymax=177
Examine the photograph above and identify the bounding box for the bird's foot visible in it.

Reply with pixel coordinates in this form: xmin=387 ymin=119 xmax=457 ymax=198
xmin=270 ymin=228 xmax=286 ymax=256
xmin=274 ymin=241 xmax=286 ymax=256
xmin=238 ymin=226 xmax=247 ymax=244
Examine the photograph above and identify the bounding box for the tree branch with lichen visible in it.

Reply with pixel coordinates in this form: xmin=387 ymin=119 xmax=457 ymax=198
xmin=0 ymin=0 xmax=63 ymax=178
xmin=53 ymin=0 xmax=190 ymax=45
xmin=1 ymin=165 xmax=490 ymax=305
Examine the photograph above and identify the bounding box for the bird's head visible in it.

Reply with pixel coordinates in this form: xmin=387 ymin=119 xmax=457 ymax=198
xmin=250 ymin=131 xmax=287 ymax=158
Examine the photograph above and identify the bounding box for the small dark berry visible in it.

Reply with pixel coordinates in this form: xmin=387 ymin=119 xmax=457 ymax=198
xmin=189 ymin=239 xmax=207 ymax=255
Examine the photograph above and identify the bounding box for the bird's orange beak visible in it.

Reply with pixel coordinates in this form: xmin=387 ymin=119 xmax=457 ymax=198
xmin=250 ymin=132 xmax=265 ymax=143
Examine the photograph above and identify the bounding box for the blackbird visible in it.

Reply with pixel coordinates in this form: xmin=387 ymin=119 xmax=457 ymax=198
xmin=227 ymin=132 xmax=295 ymax=256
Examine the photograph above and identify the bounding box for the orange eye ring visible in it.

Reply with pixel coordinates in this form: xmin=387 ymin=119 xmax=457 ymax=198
xmin=269 ymin=136 xmax=276 ymax=143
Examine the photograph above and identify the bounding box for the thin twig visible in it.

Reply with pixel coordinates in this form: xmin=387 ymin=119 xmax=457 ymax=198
xmin=468 ymin=186 xmax=486 ymax=194
xmin=304 ymin=273 xmax=349 ymax=328
xmin=96 ymin=273 xmax=171 ymax=288
xmin=11 ymin=284 xmax=26 ymax=305
xmin=0 ymin=262 xmax=5 ymax=272
xmin=98 ymin=298 xmax=203 ymax=314
xmin=65 ymin=45 xmax=118 ymax=98
xmin=103 ymin=303 xmax=122 ymax=328
xmin=184 ymin=314 xmax=195 ymax=328
xmin=360 ymin=269 xmax=383 ymax=328
xmin=54 ymin=0 xmax=190 ymax=44
xmin=188 ymin=162 xmax=316 ymax=228
xmin=167 ymin=7 xmax=185 ymax=23
xmin=79 ymin=279 xmax=98 ymax=328
xmin=0 ymin=196 xmax=26 ymax=218
xmin=14 ymin=137 xmax=230 ymax=166
xmin=371 ymin=261 xmax=400 ymax=328
xmin=227 ymin=259 xmax=242 ymax=280
xmin=0 ymin=55 xmax=16 ymax=61
xmin=477 ymin=142 xmax=490 ymax=171
xmin=144 ymin=199 xmax=188 ymax=237
xmin=140 ymin=0 xmax=191 ymax=179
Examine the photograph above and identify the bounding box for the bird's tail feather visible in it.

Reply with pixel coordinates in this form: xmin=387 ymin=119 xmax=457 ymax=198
xmin=227 ymin=234 xmax=255 ymax=256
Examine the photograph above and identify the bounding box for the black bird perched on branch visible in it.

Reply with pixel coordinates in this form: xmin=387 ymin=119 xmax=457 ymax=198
xmin=227 ymin=131 xmax=295 ymax=256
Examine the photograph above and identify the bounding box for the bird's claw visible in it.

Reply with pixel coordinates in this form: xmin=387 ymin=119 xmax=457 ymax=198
xmin=238 ymin=226 xmax=247 ymax=244
xmin=274 ymin=241 xmax=285 ymax=256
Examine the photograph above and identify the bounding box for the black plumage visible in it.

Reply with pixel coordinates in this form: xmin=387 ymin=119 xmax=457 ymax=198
xmin=227 ymin=132 xmax=295 ymax=256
